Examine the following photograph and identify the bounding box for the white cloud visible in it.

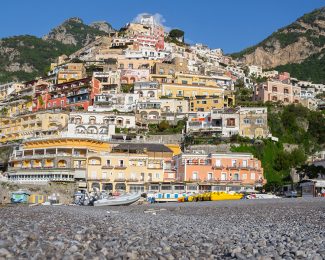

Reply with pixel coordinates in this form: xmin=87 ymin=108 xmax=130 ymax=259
xmin=132 ymin=12 xmax=170 ymax=31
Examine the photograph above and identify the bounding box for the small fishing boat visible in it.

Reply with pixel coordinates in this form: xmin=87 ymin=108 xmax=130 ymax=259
xmin=94 ymin=193 xmax=141 ymax=207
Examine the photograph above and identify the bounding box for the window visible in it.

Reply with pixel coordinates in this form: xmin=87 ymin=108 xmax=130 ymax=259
xmin=106 ymin=160 xmax=111 ymax=166
xmin=119 ymin=64 xmax=124 ymax=69
xmin=215 ymin=160 xmax=221 ymax=167
xmin=242 ymin=174 xmax=247 ymax=180
xmin=250 ymin=173 xmax=255 ymax=180
xmin=155 ymin=173 xmax=160 ymax=179
xmin=231 ymin=160 xmax=236 ymax=167
xmin=284 ymin=88 xmax=289 ymax=94
xmin=181 ymin=80 xmax=188 ymax=85
xmin=202 ymin=101 xmax=207 ymax=104
xmin=192 ymin=172 xmax=198 ymax=180
xmin=221 ymin=173 xmax=227 ymax=180
xmin=272 ymin=87 xmax=277 ymax=92
xmin=227 ymin=118 xmax=235 ymax=127
xmin=256 ymin=118 xmax=264 ymax=124
xmin=197 ymin=101 xmax=200 ymax=104
xmin=207 ymin=173 xmax=212 ymax=180
xmin=242 ymin=160 xmax=247 ymax=167
xmin=126 ymin=119 xmax=130 ymax=125
xmin=243 ymin=118 xmax=250 ymax=124
xmin=159 ymin=68 xmax=164 ymax=75
xmin=119 ymin=160 xmax=124 ymax=167
xmin=272 ymin=96 xmax=277 ymax=101
xmin=233 ymin=173 xmax=239 ymax=181
xmin=213 ymin=100 xmax=219 ymax=104
xmin=128 ymin=64 xmax=133 ymax=69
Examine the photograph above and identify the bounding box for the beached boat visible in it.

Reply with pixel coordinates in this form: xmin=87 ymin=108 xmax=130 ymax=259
xmin=246 ymin=193 xmax=280 ymax=199
xmin=210 ymin=191 xmax=243 ymax=201
xmin=94 ymin=193 xmax=141 ymax=207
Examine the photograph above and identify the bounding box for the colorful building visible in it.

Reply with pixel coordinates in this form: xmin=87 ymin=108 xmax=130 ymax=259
xmin=86 ymin=143 xmax=175 ymax=192
xmin=254 ymin=80 xmax=301 ymax=104
xmin=7 ymin=138 xmax=110 ymax=189
xmin=174 ymin=152 xmax=265 ymax=192
xmin=0 ymin=112 xmax=69 ymax=143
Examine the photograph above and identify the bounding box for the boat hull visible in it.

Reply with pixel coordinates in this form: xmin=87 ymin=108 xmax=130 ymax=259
xmin=211 ymin=192 xmax=243 ymax=201
xmin=94 ymin=193 xmax=141 ymax=207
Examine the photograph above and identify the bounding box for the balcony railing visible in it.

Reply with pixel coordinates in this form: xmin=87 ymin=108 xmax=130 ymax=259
xmin=114 ymin=165 xmax=127 ymax=169
xmin=115 ymin=177 xmax=126 ymax=182
xmin=212 ymin=165 xmax=223 ymax=169
xmin=126 ymin=178 xmax=139 ymax=182
xmin=102 ymin=165 xmax=114 ymax=169
xmin=188 ymin=178 xmax=201 ymax=182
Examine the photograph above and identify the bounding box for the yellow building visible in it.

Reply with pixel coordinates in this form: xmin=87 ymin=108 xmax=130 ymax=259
xmin=161 ymin=83 xmax=224 ymax=99
xmin=189 ymin=96 xmax=224 ymax=112
xmin=87 ymin=143 xmax=175 ymax=193
xmin=0 ymin=112 xmax=69 ymax=143
xmin=174 ymin=73 xmax=218 ymax=87
xmin=50 ymin=63 xmax=86 ymax=84
xmin=7 ymin=138 xmax=110 ymax=189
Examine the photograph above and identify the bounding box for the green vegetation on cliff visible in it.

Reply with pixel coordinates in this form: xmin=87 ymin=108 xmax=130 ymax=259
xmin=0 ymin=35 xmax=78 ymax=83
xmin=231 ymin=104 xmax=325 ymax=190
xmin=275 ymin=48 xmax=325 ymax=84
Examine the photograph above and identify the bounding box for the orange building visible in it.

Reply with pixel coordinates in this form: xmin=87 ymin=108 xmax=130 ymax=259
xmin=174 ymin=152 xmax=265 ymax=192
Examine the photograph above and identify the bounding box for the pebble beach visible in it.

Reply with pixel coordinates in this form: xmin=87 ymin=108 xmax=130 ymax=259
xmin=0 ymin=198 xmax=324 ymax=259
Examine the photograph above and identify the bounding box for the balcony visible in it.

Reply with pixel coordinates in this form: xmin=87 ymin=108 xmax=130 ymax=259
xmin=126 ymin=178 xmax=139 ymax=182
xmin=188 ymin=178 xmax=201 ymax=182
xmin=147 ymin=166 xmax=163 ymax=169
xmin=102 ymin=165 xmax=114 ymax=169
xmin=114 ymin=165 xmax=127 ymax=169
xmin=212 ymin=165 xmax=223 ymax=169
xmin=115 ymin=177 xmax=126 ymax=182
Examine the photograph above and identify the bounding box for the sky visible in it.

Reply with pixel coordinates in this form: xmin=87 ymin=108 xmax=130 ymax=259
xmin=0 ymin=0 xmax=324 ymax=53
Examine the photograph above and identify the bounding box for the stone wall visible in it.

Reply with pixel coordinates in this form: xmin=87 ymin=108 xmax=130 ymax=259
xmin=0 ymin=181 xmax=78 ymax=204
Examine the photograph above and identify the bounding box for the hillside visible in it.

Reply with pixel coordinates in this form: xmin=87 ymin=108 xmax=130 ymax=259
xmin=43 ymin=17 xmax=113 ymax=47
xmin=0 ymin=18 xmax=113 ymax=83
xmin=232 ymin=7 xmax=325 ymax=82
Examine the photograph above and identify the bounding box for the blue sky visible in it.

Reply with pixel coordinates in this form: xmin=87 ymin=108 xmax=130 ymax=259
xmin=0 ymin=0 xmax=324 ymax=53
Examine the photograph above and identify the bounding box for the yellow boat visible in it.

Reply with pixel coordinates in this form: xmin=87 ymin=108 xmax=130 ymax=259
xmin=210 ymin=192 xmax=243 ymax=201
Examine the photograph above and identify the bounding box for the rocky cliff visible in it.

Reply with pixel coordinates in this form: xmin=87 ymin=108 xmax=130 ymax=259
xmin=43 ymin=17 xmax=113 ymax=47
xmin=232 ymin=7 xmax=325 ymax=69
xmin=0 ymin=17 xmax=114 ymax=83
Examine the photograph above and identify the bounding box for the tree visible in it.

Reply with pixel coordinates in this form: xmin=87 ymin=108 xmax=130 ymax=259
xmin=169 ymin=29 xmax=184 ymax=42
xmin=158 ymin=120 xmax=170 ymax=132
xmin=296 ymin=164 xmax=325 ymax=180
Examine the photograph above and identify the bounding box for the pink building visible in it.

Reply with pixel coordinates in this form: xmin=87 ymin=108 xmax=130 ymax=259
xmin=254 ymin=80 xmax=301 ymax=104
xmin=174 ymin=152 xmax=265 ymax=192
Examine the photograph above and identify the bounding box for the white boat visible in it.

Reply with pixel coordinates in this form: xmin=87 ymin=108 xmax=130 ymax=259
xmin=247 ymin=193 xmax=280 ymax=199
xmin=94 ymin=193 xmax=141 ymax=207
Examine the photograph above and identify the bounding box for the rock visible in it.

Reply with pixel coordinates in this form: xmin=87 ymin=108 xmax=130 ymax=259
xmin=0 ymin=248 xmax=11 ymax=257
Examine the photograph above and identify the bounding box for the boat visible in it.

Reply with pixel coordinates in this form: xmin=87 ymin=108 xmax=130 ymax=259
xmin=246 ymin=193 xmax=280 ymax=199
xmin=210 ymin=191 xmax=243 ymax=201
xmin=11 ymin=189 xmax=31 ymax=204
xmin=94 ymin=193 xmax=141 ymax=207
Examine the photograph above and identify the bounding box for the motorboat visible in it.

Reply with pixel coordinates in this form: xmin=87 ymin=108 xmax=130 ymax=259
xmin=246 ymin=193 xmax=280 ymax=199
xmin=94 ymin=193 xmax=141 ymax=207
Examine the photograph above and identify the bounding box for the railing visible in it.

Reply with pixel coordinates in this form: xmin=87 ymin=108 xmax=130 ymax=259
xmin=102 ymin=165 xmax=114 ymax=169
xmin=114 ymin=165 xmax=127 ymax=169
xmin=212 ymin=165 xmax=223 ymax=169
xmin=188 ymin=178 xmax=202 ymax=182
xmin=114 ymin=178 xmax=126 ymax=182
xmin=126 ymin=178 xmax=139 ymax=182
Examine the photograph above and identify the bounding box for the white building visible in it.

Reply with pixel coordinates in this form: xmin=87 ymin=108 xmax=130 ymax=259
xmin=67 ymin=112 xmax=136 ymax=139
xmin=90 ymin=93 xmax=139 ymax=112
xmin=134 ymin=81 xmax=160 ymax=100
xmin=93 ymin=71 xmax=120 ymax=94
xmin=248 ymin=65 xmax=263 ymax=77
